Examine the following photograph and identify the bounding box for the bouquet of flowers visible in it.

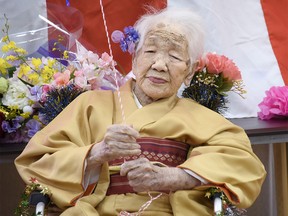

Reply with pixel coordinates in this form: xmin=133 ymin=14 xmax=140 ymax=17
xmin=0 ymin=18 xmax=124 ymax=143
xmin=257 ymin=85 xmax=288 ymax=120
xmin=182 ymin=52 xmax=246 ymax=114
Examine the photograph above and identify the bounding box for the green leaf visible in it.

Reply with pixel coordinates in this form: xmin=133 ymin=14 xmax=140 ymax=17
xmin=7 ymin=66 xmax=16 ymax=77
xmin=216 ymin=76 xmax=233 ymax=94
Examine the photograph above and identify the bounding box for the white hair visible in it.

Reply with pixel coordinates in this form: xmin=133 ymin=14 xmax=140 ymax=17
xmin=134 ymin=7 xmax=205 ymax=66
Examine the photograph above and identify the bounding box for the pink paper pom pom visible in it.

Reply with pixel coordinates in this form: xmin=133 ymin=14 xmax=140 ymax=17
xmin=258 ymin=86 xmax=288 ymax=120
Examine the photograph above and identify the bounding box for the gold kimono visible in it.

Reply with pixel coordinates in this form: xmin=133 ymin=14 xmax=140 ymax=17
xmin=15 ymin=79 xmax=266 ymax=215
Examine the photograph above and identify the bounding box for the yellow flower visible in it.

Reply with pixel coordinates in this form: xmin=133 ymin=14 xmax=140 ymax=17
xmin=42 ymin=66 xmax=56 ymax=83
xmin=31 ymin=58 xmax=42 ymax=70
xmin=5 ymin=55 xmax=18 ymax=62
xmin=15 ymin=47 xmax=27 ymax=55
xmin=1 ymin=36 xmax=8 ymax=43
xmin=1 ymin=41 xmax=16 ymax=52
xmin=0 ymin=58 xmax=11 ymax=75
xmin=27 ymin=73 xmax=40 ymax=85
xmin=47 ymin=58 xmax=56 ymax=67
xmin=18 ymin=64 xmax=31 ymax=77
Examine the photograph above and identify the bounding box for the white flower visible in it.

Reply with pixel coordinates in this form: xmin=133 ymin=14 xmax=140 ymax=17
xmin=77 ymin=50 xmax=99 ymax=64
xmin=2 ymin=79 xmax=31 ymax=109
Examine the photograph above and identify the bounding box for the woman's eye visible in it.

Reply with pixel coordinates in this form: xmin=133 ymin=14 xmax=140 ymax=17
xmin=170 ymin=55 xmax=182 ymax=61
xmin=145 ymin=50 xmax=155 ymax=53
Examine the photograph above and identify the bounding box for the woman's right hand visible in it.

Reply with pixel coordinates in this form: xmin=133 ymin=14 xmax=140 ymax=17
xmin=87 ymin=124 xmax=141 ymax=166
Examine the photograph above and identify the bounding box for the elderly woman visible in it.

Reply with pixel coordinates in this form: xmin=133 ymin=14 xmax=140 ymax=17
xmin=15 ymin=7 xmax=266 ymax=216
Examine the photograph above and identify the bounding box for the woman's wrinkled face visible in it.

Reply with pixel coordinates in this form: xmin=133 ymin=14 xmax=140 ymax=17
xmin=133 ymin=24 xmax=192 ymax=101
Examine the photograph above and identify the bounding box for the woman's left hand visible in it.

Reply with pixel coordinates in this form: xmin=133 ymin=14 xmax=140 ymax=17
xmin=120 ymin=158 xmax=200 ymax=192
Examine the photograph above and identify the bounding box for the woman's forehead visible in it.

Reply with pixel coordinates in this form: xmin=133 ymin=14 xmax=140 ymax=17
xmin=144 ymin=26 xmax=188 ymax=49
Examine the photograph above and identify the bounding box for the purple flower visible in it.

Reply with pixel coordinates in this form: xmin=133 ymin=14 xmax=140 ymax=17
xmin=120 ymin=38 xmax=128 ymax=52
xmin=127 ymin=41 xmax=136 ymax=55
xmin=30 ymin=85 xmax=43 ymax=102
xmin=25 ymin=119 xmax=42 ymax=138
xmin=124 ymin=26 xmax=139 ymax=42
xmin=1 ymin=121 xmax=10 ymax=132
xmin=1 ymin=116 xmax=24 ymax=133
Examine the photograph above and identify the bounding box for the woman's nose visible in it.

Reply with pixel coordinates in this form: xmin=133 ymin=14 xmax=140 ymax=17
xmin=151 ymin=56 xmax=168 ymax=72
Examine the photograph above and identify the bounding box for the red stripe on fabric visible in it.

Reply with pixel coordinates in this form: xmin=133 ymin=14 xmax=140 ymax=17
xmin=261 ymin=0 xmax=288 ymax=84
xmin=46 ymin=0 xmax=167 ymax=74
xmin=107 ymin=174 xmax=135 ymax=195
xmin=109 ymin=137 xmax=190 ymax=167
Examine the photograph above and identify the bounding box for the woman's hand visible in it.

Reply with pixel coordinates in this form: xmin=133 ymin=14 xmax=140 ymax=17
xmin=120 ymin=158 xmax=201 ymax=192
xmin=87 ymin=124 xmax=141 ymax=166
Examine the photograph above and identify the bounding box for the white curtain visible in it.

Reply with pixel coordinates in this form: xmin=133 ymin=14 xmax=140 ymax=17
xmin=169 ymin=0 xmax=285 ymax=118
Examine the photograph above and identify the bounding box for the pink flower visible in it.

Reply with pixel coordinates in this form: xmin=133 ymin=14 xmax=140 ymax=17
xmin=205 ymin=52 xmax=226 ymax=74
xmin=88 ymin=78 xmax=102 ymax=90
xmin=205 ymin=53 xmax=241 ymax=81
xmin=40 ymin=85 xmax=52 ymax=102
xmin=222 ymin=58 xmax=242 ymax=81
xmin=42 ymin=85 xmax=51 ymax=94
xmin=98 ymin=52 xmax=115 ymax=68
xmin=29 ymin=177 xmax=38 ymax=183
xmin=53 ymin=70 xmax=71 ymax=86
xmin=258 ymin=86 xmax=288 ymax=120
xmin=69 ymin=70 xmax=90 ymax=89
xmin=74 ymin=70 xmax=84 ymax=77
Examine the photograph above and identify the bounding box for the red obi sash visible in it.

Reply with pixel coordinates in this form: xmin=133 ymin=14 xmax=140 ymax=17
xmin=106 ymin=137 xmax=190 ymax=195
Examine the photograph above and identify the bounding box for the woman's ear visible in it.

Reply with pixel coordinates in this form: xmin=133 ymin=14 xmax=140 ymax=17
xmin=184 ymin=61 xmax=198 ymax=86
xmin=184 ymin=71 xmax=194 ymax=86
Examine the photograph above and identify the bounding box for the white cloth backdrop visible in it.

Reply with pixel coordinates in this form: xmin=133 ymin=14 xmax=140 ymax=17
xmin=170 ymin=0 xmax=285 ymax=118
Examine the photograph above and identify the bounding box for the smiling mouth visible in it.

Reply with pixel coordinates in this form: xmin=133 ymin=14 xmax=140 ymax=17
xmin=148 ymin=76 xmax=167 ymax=84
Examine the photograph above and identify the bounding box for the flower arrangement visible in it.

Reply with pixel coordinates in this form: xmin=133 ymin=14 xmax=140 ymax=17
xmin=0 ymin=17 xmax=124 ymax=143
xmin=15 ymin=177 xmax=51 ymax=216
xmin=257 ymin=85 xmax=288 ymax=120
xmin=182 ymin=52 xmax=246 ymax=114
xmin=205 ymin=187 xmax=247 ymax=216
